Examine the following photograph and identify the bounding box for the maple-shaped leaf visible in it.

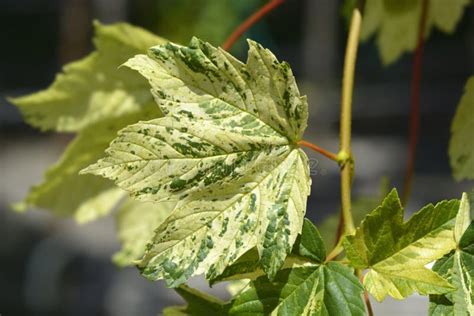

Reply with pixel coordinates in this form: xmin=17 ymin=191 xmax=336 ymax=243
xmin=359 ymin=0 xmax=470 ymax=65
xmin=450 ymin=76 xmax=474 ymax=181
xmin=344 ymin=189 xmax=459 ymax=301
xmin=13 ymin=107 xmax=160 ymax=222
xmin=10 ymin=21 xmax=166 ymax=221
xmin=82 ymin=38 xmax=311 ymax=286
xmin=9 ymin=21 xmax=167 ymax=132
xmin=113 ymin=199 xmax=176 ymax=266
xmin=430 ymin=193 xmax=474 ymax=315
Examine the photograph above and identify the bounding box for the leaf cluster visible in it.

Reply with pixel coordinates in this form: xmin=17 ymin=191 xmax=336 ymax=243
xmin=9 ymin=0 xmax=474 ymax=313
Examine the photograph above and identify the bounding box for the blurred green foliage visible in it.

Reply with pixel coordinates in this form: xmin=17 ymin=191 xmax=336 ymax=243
xmin=132 ymin=0 xmax=265 ymax=51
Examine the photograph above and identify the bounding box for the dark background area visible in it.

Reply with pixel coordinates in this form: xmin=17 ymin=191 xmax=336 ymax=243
xmin=1 ymin=0 xmax=473 ymax=315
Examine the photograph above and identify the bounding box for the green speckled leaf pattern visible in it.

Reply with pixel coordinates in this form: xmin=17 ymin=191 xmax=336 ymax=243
xmin=430 ymin=194 xmax=474 ymax=315
xmin=9 ymin=21 xmax=167 ymax=132
xmin=123 ymin=37 xmax=308 ymax=142
xmin=344 ymin=189 xmax=459 ymax=301
xmin=227 ymin=262 xmax=365 ymax=316
xmin=82 ymin=38 xmax=311 ymax=286
xmin=360 ymin=0 xmax=470 ymax=65
xmin=450 ymin=77 xmax=474 ymax=181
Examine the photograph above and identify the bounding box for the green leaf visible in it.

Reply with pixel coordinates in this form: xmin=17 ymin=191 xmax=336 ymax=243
xmin=209 ymin=248 xmax=312 ymax=285
xmin=112 ymin=199 xmax=176 ymax=266
xmin=344 ymin=189 xmax=459 ymax=301
xmin=449 ymin=76 xmax=474 ymax=181
xmin=9 ymin=21 xmax=167 ymax=132
xmin=227 ymin=262 xmax=366 ymax=316
xmin=162 ymin=306 xmax=188 ymax=316
xmin=295 ymin=219 xmax=326 ymax=263
xmin=430 ymin=193 xmax=474 ymax=315
xmin=359 ymin=0 xmax=471 ymax=65
xmin=162 ymin=285 xmax=226 ymax=316
xmin=211 ymin=219 xmax=325 ymax=285
xmin=155 ymin=0 xmax=260 ymax=47
xmin=82 ymin=38 xmax=311 ymax=286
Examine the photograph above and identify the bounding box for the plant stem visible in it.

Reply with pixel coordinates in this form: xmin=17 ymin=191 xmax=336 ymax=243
xmin=222 ymin=0 xmax=285 ymax=51
xmin=338 ymin=6 xmax=362 ymax=237
xmin=401 ymin=0 xmax=429 ymax=206
xmin=325 ymin=238 xmax=344 ymax=262
xmin=357 ymin=270 xmax=374 ymax=316
xmin=365 ymin=291 xmax=374 ymax=316
xmin=298 ymin=140 xmax=338 ymax=161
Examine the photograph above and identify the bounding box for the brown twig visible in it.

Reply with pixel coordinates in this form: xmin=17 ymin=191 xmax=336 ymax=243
xmin=222 ymin=0 xmax=286 ymax=51
xmin=298 ymin=140 xmax=338 ymax=162
xmin=401 ymin=0 xmax=430 ymax=206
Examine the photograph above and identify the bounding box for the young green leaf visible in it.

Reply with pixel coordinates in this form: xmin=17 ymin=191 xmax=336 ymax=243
xmin=113 ymin=199 xmax=176 ymax=266
xmin=430 ymin=194 xmax=474 ymax=315
xmin=14 ymin=108 xmax=159 ymax=222
xmin=344 ymin=189 xmax=459 ymax=301
xmin=162 ymin=285 xmax=227 ymax=316
xmin=359 ymin=0 xmax=470 ymax=65
xmin=296 ymin=219 xmax=326 ymax=263
xmin=449 ymin=76 xmax=474 ymax=181
xmin=82 ymin=38 xmax=311 ymax=285
xmin=227 ymin=262 xmax=366 ymax=316
xmin=9 ymin=21 xmax=166 ymax=132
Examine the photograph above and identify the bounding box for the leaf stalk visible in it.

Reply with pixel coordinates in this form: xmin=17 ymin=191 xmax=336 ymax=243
xmin=298 ymin=140 xmax=338 ymax=162
xmin=401 ymin=0 xmax=429 ymax=206
xmin=222 ymin=0 xmax=286 ymax=51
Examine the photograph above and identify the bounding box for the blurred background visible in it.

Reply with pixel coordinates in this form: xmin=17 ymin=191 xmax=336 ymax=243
xmin=1 ymin=0 xmax=474 ymax=315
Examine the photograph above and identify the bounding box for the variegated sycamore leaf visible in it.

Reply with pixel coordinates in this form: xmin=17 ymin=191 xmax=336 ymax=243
xmin=9 ymin=21 xmax=166 ymax=132
xmin=13 ymin=107 xmax=160 ymax=222
xmin=359 ymin=0 xmax=470 ymax=65
xmin=344 ymin=189 xmax=459 ymax=301
xmin=113 ymin=199 xmax=176 ymax=266
xmin=450 ymin=76 xmax=474 ymax=181
xmin=82 ymin=38 xmax=311 ymax=286
xmin=430 ymin=194 xmax=474 ymax=315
